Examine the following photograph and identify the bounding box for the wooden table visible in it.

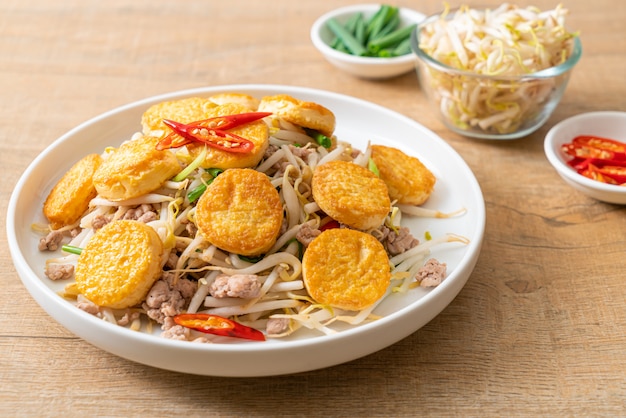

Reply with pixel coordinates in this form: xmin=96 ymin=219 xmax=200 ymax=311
xmin=2 ymin=0 xmax=625 ymax=415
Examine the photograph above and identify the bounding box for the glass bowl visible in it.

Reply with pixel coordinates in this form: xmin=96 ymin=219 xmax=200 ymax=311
xmin=411 ymin=8 xmax=582 ymax=140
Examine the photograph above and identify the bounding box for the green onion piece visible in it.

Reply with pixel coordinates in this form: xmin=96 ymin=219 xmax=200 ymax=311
xmin=391 ymin=37 xmax=411 ymax=56
xmin=370 ymin=8 xmax=400 ymax=42
xmin=173 ymin=146 xmax=208 ymax=182
xmin=368 ymin=24 xmax=417 ymax=53
xmin=62 ymin=244 xmax=83 ymax=255
xmin=331 ymin=12 xmax=361 ymax=51
xmin=304 ymin=128 xmax=332 ymax=148
xmin=326 ymin=18 xmax=367 ymax=56
xmin=377 ymin=49 xmax=394 ymax=58
xmin=187 ymin=183 xmax=207 ymax=203
xmin=344 ymin=11 xmax=361 ymax=34
xmin=366 ymin=5 xmax=396 ymax=42
xmin=368 ymin=157 xmax=380 ymax=177
xmin=238 ymin=254 xmax=263 ymax=263
xmin=206 ymin=167 xmax=224 ymax=178
xmin=354 ymin=13 xmax=367 ymax=45
xmin=424 ymin=231 xmax=432 ymax=241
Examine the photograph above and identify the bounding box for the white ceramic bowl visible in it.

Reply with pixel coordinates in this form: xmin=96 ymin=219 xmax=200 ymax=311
xmin=310 ymin=4 xmax=424 ymax=79
xmin=7 ymin=84 xmax=485 ymax=377
xmin=544 ymin=111 xmax=626 ymax=204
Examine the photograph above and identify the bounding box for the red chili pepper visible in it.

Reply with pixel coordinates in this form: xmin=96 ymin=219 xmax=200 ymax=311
xmin=562 ymin=135 xmax=626 ymax=185
xmin=566 ymin=157 xmax=626 ymax=171
xmin=561 ymin=143 xmax=617 ymax=161
xmin=161 ymin=119 xmax=256 ymax=153
xmin=173 ymin=313 xmax=266 ymax=341
xmin=572 ymin=135 xmax=626 ymax=160
xmin=320 ymin=220 xmax=340 ymax=231
xmin=190 ymin=112 xmax=272 ymax=130
xmin=587 ymin=165 xmax=626 ymax=184
xmin=578 ymin=166 xmax=618 ymax=185
xmin=155 ymin=111 xmax=271 ymax=152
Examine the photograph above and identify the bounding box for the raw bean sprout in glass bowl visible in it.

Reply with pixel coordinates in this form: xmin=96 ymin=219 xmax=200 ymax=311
xmin=411 ymin=4 xmax=582 ymax=140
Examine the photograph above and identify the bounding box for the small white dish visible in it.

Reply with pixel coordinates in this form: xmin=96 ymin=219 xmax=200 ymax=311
xmin=310 ymin=4 xmax=424 ymax=79
xmin=544 ymin=111 xmax=626 ymax=204
xmin=7 ymin=84 xmax=485 ymax=377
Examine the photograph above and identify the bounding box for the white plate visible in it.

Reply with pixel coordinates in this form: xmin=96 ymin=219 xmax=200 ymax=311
xmin=7 ymin=85 xmax=485 ymax=377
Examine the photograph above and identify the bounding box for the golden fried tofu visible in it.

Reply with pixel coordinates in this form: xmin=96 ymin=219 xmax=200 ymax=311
xmin=312 ymin=160 xmax=390 ymax=230
xmin=195 ymin=168 xmax=283 ymax=256
xmin=184 ymin=102 xmax=270 ymax=170
xmin=92 ymin=135 xmax=180 ymax=201
xmin=208 ymin=93 xmax=260 ymax=110
xmin=43 ymin=153 xmax=102 ymax=229
xmin=141 ymin=97 xmax=218 ymax=135
xmin=75 ymin=220 xmax=163 ymax=309
xmin=258 ymin=94 xmax=336 ymax=138
xmin=302 ymin=228 xmax=391 ymax=311
xmin=370 ymin=145 xmax=436 ymax=205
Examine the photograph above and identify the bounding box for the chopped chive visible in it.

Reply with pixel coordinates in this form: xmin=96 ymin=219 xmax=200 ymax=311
xmin=62 ymin=244 xmax=83 ymax=255
xmin=353 ymin=13 xmax=367 ymax=46
xmin=368 ymin=24 xmax=417 ymax=53
xmin=344 ymin=11 xmax=361 ymax=34
xmin=370 ymin=12 xmax=400 ymax=42
xmin=238 ymin=254 xmax=263 ymax=263
xmin=173 ymin=146 xmax=208 ymax=182
xmin=331 ymin=12 xmax=362 ymax=51
xmin=304 ymin=128 xmax=332 ymax=148
xmin=368 ymin=158 xmax=380 ymax=177
xmin=187 ymin=183 xmax=207 ymax=203
xmin=206 ymin=167 xmax=224 ymax=178
xmin=326 ymin=18 xmax=367 ymax=56
xmin=392 ymin=37 xmax=412 ymax=56
xmin=365 ymin=5 xmax=393 ymax=42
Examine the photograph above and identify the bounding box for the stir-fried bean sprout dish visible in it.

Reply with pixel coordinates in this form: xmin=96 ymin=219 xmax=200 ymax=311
xmin=36 ymin=93 xmax=468 ymax=343
xmin=415 ymin=3 xmax=579 ymax=136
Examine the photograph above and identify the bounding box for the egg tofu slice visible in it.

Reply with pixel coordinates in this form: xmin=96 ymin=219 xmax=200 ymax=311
xmin=141 ymin=97 xmax=218 ymax=135
xmin=312 ymin=160 xmax=390 ymax=230
xmin=370 ymin=145 xmax=436 ymax=205
xmin=195 ymin=168 xmax=283 ymax=256
xmin=92 ymin=135 xmax=180 ymax=201
xmin=258 ymin=94 xmax=336 ymax=138
xmin=74 ymin=220 xmax=164 ymax=309
xmin=302 ymin=228 xmax=391 ymax=311
xmin=208 ymin=93 xmax=260 ymax=110
xmin=43 ymin=153 xmax=102 ymax=229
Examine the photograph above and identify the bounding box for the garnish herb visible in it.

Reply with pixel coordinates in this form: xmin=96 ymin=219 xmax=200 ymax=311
xmin=326 ymin=4 xmax=414 ymax=58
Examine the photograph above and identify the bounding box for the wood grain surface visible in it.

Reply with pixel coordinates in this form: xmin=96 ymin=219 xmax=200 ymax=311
xmin=2 ymin=0 xmax=625 ymax=416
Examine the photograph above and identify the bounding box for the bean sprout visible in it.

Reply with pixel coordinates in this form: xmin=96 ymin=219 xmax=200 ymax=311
xmin=417 ymin=3 xmax=579 ymax=135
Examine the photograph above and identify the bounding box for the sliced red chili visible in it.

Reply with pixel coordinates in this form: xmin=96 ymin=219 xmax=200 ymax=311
xmin=562 ymin=135 xmax=626 ymax=185
xmin=588 ymin=165 xmax=626 ymax=184
xmin=190 ymin=111 xmax=272 ymax=130
xmin=161 ymin=119 xmax=255 ymax=153
xmin=561 ymin=143 xmax=617 ymax=160
xmin=566 ymin=157 xmax=626 ymax=171
xmin=173 ymin=313 xmax=266 ymax=341
xmin=155 ymin=111 xmax=272 ymax=152
xmin=572 ymin=135 xmax=626 ymax=160
xmin=320 ymin=220 xmax=340 ymax=231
